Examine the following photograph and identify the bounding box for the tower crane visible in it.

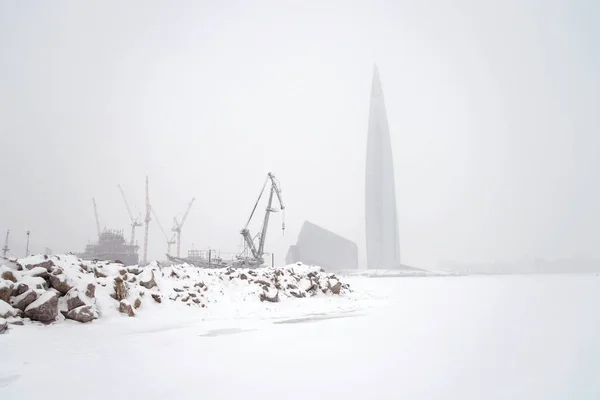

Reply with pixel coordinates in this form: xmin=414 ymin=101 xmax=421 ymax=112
xmin=117 ymin=184 xmax=142 ymax=246
xmin=151 ymin=206 xmax=176 ymax=256
xmin=171 ymin=198 xmax=195 ymax=258
xmin=238 ymin=172 xmax=285 ymax=267
xmin=143 ymin=175 xmax=151 ymax=265
xmin=92 ymin=198 xmax=102 ymax=237
xmin=2 ymin=230 xmax=9 ymax=258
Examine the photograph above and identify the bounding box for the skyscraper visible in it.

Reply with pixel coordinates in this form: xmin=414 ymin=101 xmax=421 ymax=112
xmin=365 ymin=65 xmax=401 ymax=270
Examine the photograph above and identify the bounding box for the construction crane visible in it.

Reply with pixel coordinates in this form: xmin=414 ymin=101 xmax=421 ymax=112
xmin=151 ymin=206 xmax=176 ymax=256
xmin=172 ymin=198 xmax=195 ymax=258
xmin=92 ymin=198 xmax=102 ymax=237
xmin=238 ymin=172 xmax=285 ymax=266
xmin=117 ymin=184 xmax=142 ymax=246
xmin=25 ymin=230 xmax=30 ymax=257
xmin=2 ymin=230 xmax=9 ymax=258
xmin=143 ymin=175 xmax=151 ymax=265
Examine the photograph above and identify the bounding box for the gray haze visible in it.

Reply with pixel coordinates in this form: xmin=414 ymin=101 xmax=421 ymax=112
xmin=0 ymin=0 xmax=598 ymax=270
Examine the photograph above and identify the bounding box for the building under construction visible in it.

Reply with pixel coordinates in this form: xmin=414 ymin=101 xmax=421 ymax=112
xmin=77 ymin=229 xmax=139 ymax=266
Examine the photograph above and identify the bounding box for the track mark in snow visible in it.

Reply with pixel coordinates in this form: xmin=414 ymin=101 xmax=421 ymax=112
xmin=199 ymin=328 xmax=257 ymax=337
xmin=0 ymin=374 xmax=20 ymax=387
xmin=274 ymin=311 xmax=366 ymax=325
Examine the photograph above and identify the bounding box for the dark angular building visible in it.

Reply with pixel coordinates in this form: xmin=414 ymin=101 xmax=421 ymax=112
xmin=285 ymin=221 xmax=358 ymax=271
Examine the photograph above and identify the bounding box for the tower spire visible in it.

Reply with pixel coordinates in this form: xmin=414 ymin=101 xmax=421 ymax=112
xmin=365 ymin=66 xmax=401 ymax=269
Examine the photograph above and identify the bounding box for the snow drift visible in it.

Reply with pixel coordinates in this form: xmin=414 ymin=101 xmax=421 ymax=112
xmin=0 ymin=254 xmax=353 ymax=333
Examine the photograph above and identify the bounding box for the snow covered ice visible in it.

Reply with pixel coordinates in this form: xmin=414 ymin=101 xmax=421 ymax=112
xmin=1 ymin=255 xmax=600 ymax=399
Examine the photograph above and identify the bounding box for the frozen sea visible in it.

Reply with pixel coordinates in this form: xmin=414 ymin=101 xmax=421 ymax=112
xmin=1 ymin=273 xmax=600 ymax=399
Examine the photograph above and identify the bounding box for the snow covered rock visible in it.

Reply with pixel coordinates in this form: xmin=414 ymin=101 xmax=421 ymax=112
xmin=0 ymin=279 xmax=14 ymax=302
xmin=0 ymin=317 xmax=7 ymax=334
xmin=85 ymin=283 xmax=96 ymax=298
xmin=24 ymin=266 xmax=50 ymax=279
xmin=119 ymin=300 xmax=135 ymax=317
xmin=1 ymin=270 xmax=17 ymax=283
xmin=24 ymin=291 xmax=59 ymax=323
xmin=3 ymin=254 xmax=355 ymax=331
xmin=12 ymin=283 xmax=29 ymax=296
xmin=151 ymin=293 xmax=162 ymax=303
xmin=329 ymin=279 xmax=341 ymax=295
xmin=65 ymin=288 xmax=87 ymax=311
xmin=112 ymin=277 xmax=128 ymax=301
xmin=24 ymin=259 xmax=55 ymax=272
xmin=0 ymin=300 xmax=20 ymax=318
xmin=65 ymin=305 xmax=97 ymax=323
xmin=260 ymin=287 xmax=280 ymax=303
xmin=139 ymin=270 xmax=157 ymax=289
xmin=48 ymin=273 xmax=73 ymax=295
xmin=11 ymin=289 xmax=38 ymax=311
xmin=19 ymin=276 xmax=47 ymax=291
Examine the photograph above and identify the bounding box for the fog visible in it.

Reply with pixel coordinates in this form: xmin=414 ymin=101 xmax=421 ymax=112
xmin=0 ymin=0 xmax=598 ymax=270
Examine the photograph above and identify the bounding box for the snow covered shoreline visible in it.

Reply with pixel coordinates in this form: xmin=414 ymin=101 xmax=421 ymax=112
xmin=0 ymin=254 xmax=367 ymax=334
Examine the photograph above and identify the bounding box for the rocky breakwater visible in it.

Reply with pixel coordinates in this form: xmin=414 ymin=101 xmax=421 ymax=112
xmin=0 ymin=255 xmax=352 ymax=334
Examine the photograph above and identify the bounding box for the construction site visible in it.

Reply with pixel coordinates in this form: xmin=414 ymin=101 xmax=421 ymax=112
xmin=2 ymin=172 xmax=285 ymax=269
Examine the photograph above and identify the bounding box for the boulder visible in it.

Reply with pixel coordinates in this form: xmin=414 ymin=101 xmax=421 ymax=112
xmin=256 ymin=279 xmax=271 ymax=288
xmin=330 ymin=280 xmax=342 ymax=295
xmin=85 ymin=283 xmax=96 ymax=299
xmin=12 ymin=283 xmax=29 ymax=297
xmin=65 ymin=305 xmax=97 ymax=323
xmin=139 ymin=270 xmax=157 ymax=289
xmin=127 ymin=267 xmax=142 ymax=275
xmin=0 ymin=301 xmax=20 ymax=318
xmin=0 ymin=280 xmax=14 ymax=303
xmin=24 ymin=291 xmax=59 ymax=323
xmin=20 ymin=276 xmax=48 ymax=290
xmin=140 ymin=270 xmax=157 ymax=289
xmin=25 ymin=260 xmax=55 ymax=272
xmin=151 ymin=294 xmax=162 ymax=303
xmin=259 ymin=288 xmax=280 ymax=303
xmin=134 ymin=298 xmax=141 ymax=309
xmin=94 ymin=269 xmax=107 ymax=278
xmin=65 ymin=288 xmax=87 ymax=311
xmin=119 ymin=300 xmax=135 ymax=317
xmin=0 ymin=318 xmax=7 ymax=334
xmin=25 ymin=266 xmax=50 ymax=279
xmin=11 ymin=289 xmax=38 ymax=311
xmin=113 ymin=277 xmax=128 ymax=301
xmin=1 ymin=270 xmax=17 ymax=283
xmin=48 ymin=274 xmax=73 ymax=295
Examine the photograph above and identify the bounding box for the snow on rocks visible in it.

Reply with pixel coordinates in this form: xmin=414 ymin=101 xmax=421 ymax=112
xmin=0 ymin=279 xmax=13 ymax=302
xmin=11 ymin=289 xmax=38 ymax=311
xmin=0 ymin=254 xmax=353 ymax=330
xmin=0 ymin=300 xmax=20 ymax=319
xmin=24 ymin=291 xmax=59 ymax=323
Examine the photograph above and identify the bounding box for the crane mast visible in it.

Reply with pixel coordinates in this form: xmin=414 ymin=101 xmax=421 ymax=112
xmin=142 ymin=175 xmax=151 ymax=265
xmin=117 ymin=184 xmax=142 ymax=246
xmin=151 ymin=206 xmax=176 ymax=256
xmin=239 ymin=172 xmax=285 ymax=266
xmin=92 ymin=198 xmax=101 ymax=237
xmin=172 ymin=198 xmax=195 ymax=257
xmin=2 ymin=230 xmax=9 ymax=258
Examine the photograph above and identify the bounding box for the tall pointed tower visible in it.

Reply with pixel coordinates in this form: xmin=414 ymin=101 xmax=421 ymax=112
xmin=365 ymin=65 xmax=401 ymax=270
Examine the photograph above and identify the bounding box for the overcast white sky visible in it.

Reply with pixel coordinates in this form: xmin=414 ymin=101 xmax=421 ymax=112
xmin=0 ymin=0 xmax=598 ymax=269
